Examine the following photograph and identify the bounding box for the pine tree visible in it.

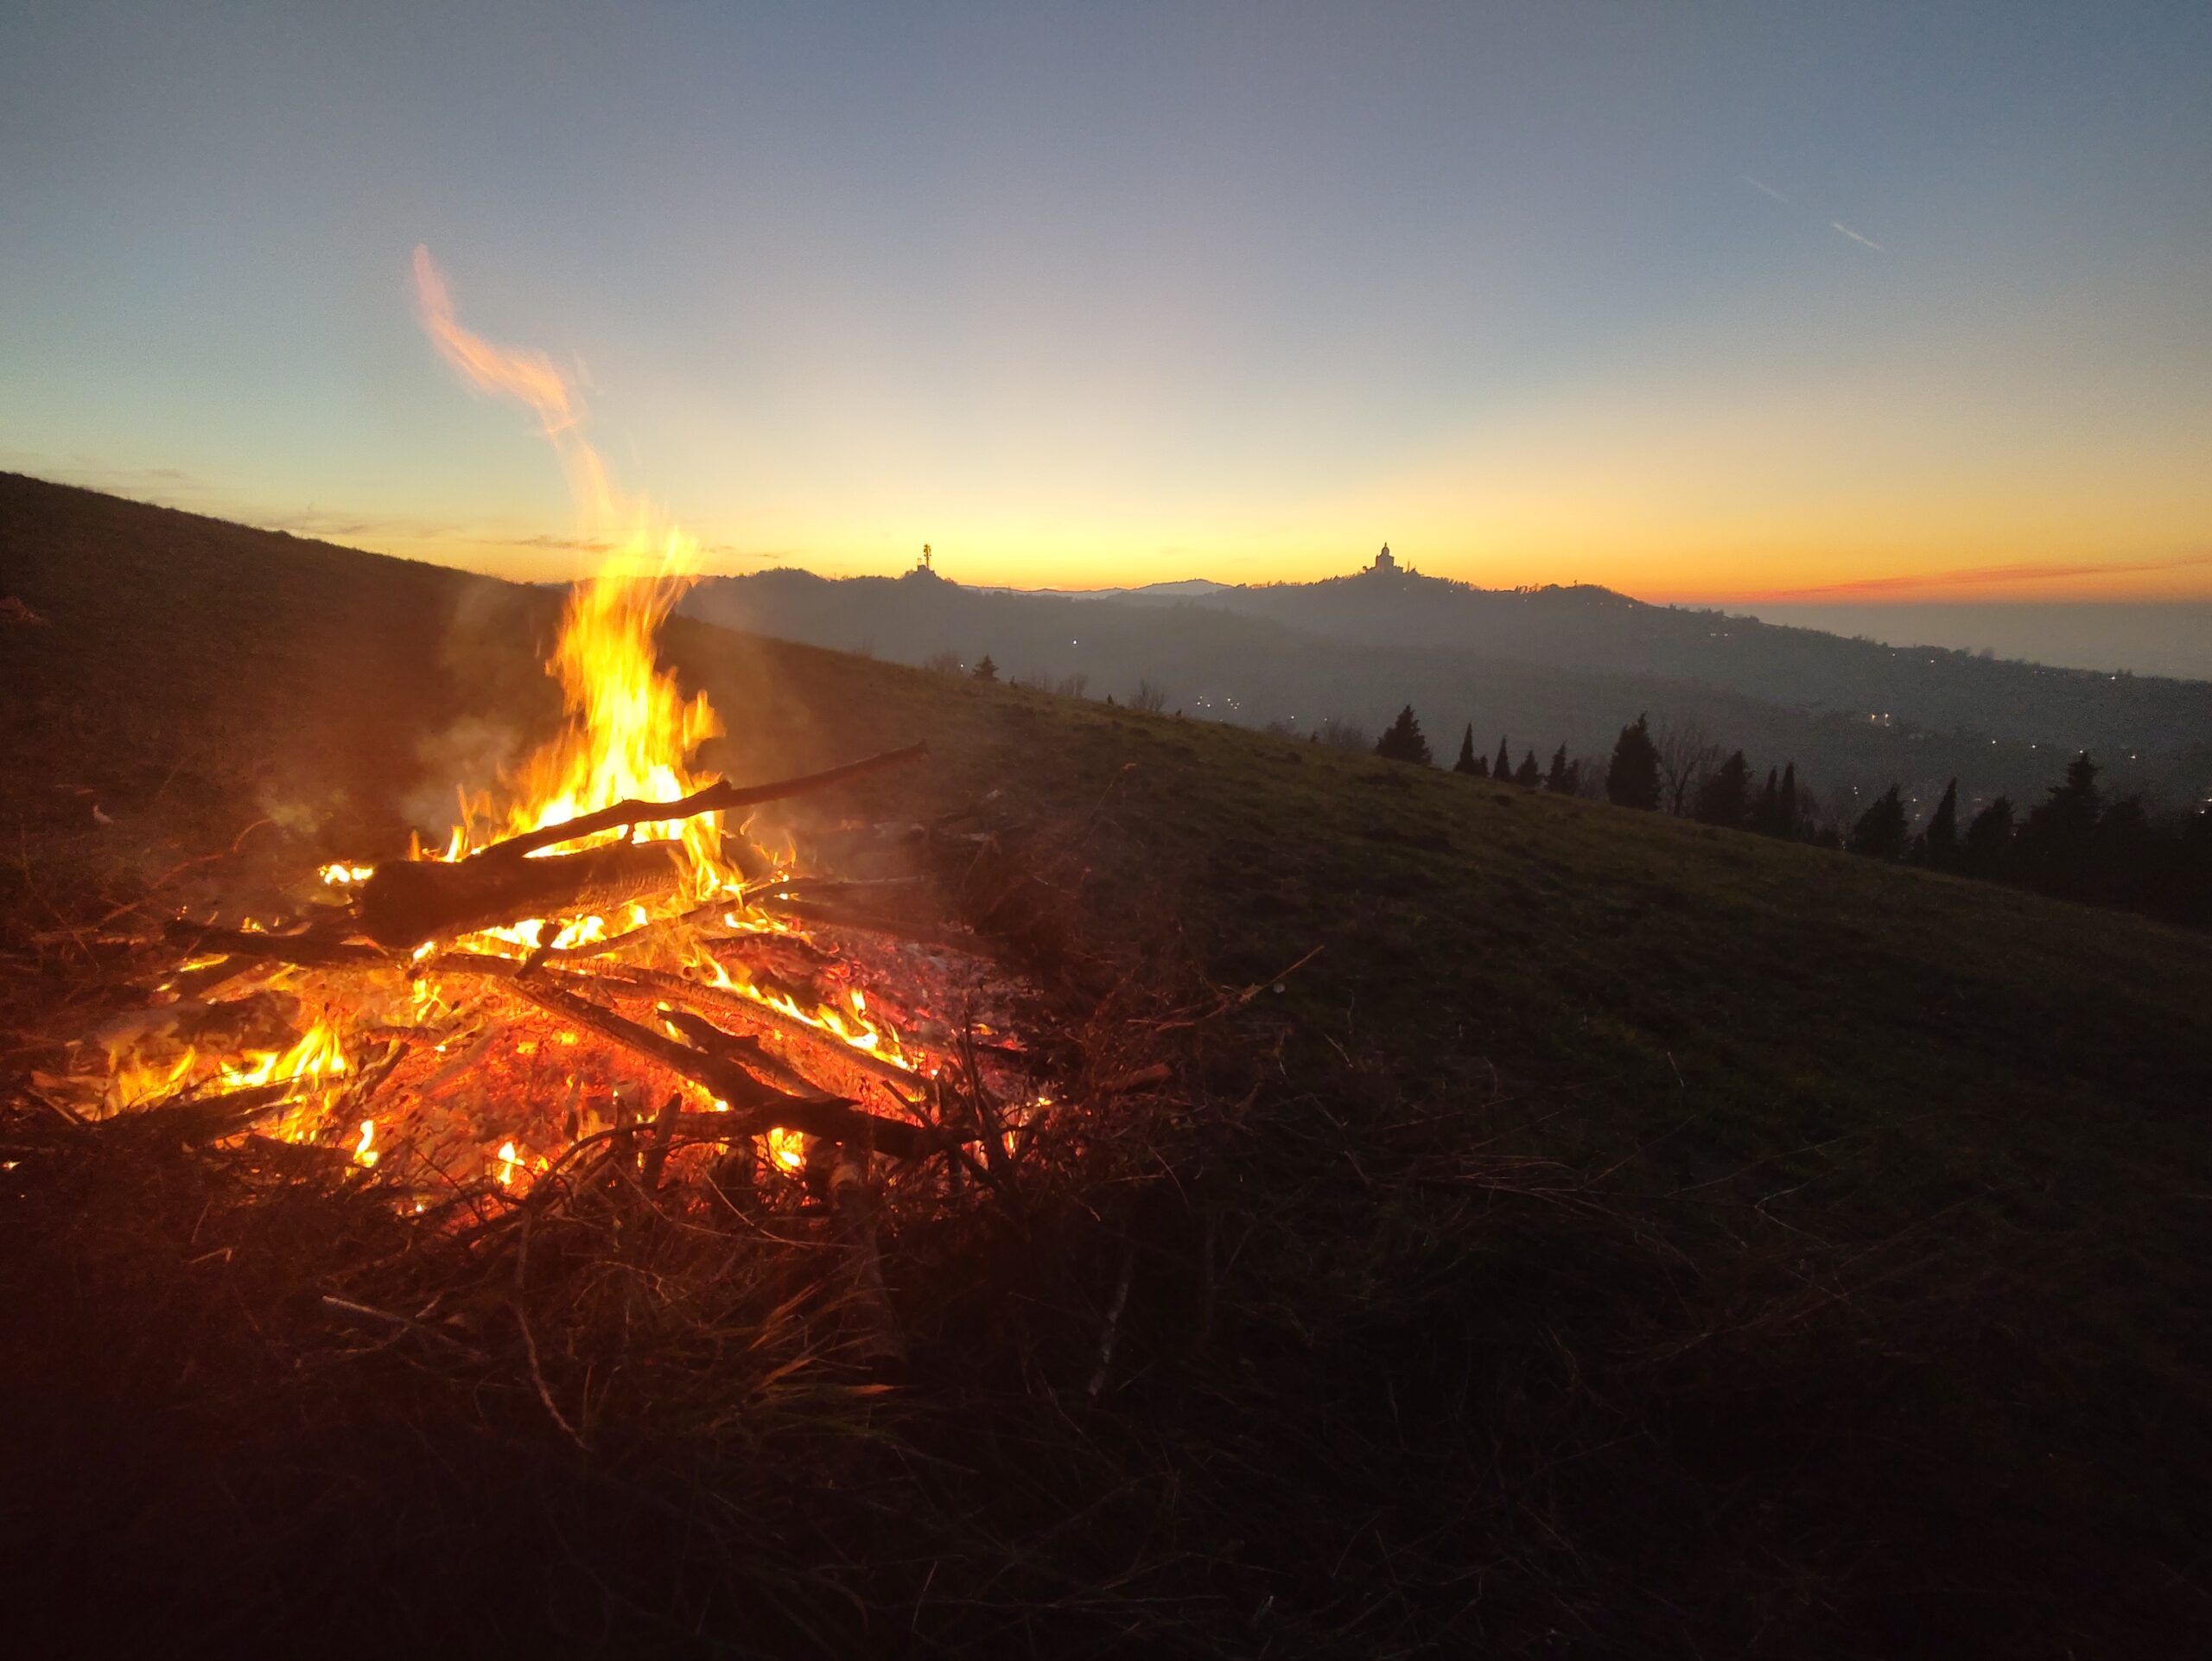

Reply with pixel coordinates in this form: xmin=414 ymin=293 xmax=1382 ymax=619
xmin=1752 ymin=767 xmax=1779 ymax=834
xmin=971 ymin=654 xmax=998 ymax=682
xmin=1546 ymin=742 xmax=1571 ymax=792
xmin=1493 ymin=736 xmax=1512 ymax=779
xmin=1514 ymin=748 xmax=1541 ymax=786
xmin=1374 ymin=705 xmax=1433 ymax=766
xmin=1924 ymin=778 xmax=1959 ymax=869
xmin=1453 ymin=723 xmax=1482 ymax=775
xmin=1605 ymin=714 xmax=1662 ymax=811
xmin=1777 ymin=762 xmax=1800 ymax=840
xmin=1961 ymin=795 xmax=2014 ymax=877
xmin=2018 ymin=752 xmax=2101 ymax=894
xmin=1848 ymin=785 xmax=1910 ymax=858
xmin=1694 ymin=750 xmax=1752 ymax=827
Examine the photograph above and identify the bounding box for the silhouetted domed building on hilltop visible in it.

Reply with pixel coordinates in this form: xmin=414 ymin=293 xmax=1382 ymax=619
xmin=1362 ymin=542 xmax=1414 ymax=576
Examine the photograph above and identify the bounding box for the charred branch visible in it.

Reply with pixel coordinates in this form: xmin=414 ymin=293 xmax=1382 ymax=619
xmin=827 ymin=1145 xmax=906 ymax=1366
xmin=469 ymin=742 xmax=927 ymax=864
xmin=354 ymin=839 xmax=684 ymax=951
xmin=576 ymin=963 xmax=925 ymax=1093
xmin=162 ymin=920 xmax=389 ymax=969
xmin=486 ymin=970 xmax=938 ymax=1159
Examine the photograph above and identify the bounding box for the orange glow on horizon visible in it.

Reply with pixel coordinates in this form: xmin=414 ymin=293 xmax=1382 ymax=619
xmin=292 ymin=514 xmax=2212 ymax=609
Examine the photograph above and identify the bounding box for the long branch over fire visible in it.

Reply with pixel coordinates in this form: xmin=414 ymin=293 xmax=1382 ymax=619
xmin=57 ymin=255 xmax=1033 ymax=1205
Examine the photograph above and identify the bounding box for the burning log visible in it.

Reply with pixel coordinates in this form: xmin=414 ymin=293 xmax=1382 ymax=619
xmin=658 ymin=1008 xmax=838 ymax=1104
xmin=162 ymin=920 xmax=388 ymax=968
xmin=468 ymin=741 xmax=927 ymax=864
xmin=576 ymin=963 xmax=924 ymax=1092
xmin=486 ymin=970 xmax=939 ymax=1159
xmin=116 ymin=1081 xmax=298 ymax=1146
xmin=350 ymin=743 xmax=926 ymax=949
xmin=354 ymin=838 xmax=684 ymax=951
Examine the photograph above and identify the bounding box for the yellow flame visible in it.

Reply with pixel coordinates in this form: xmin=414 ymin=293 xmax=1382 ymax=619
xmin=412 ymin=246 xmax=735 ymax=898
xmin=219 ymin=1021 xmax=348 ymax=1091
xmin=693 ymin=953 xmax=912 ymax=1069
xmin=495 ymin=1140 xmax=521 ymax=1188
xmin=764 ymin=1128 xmax=806 ymax=1172
xmin=354 ymin=1119 xmax=378 ymax=1168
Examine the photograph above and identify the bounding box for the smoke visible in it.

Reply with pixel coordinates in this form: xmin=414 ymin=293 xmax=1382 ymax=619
xmin=395 ymin=577 xmax=561 ymax=836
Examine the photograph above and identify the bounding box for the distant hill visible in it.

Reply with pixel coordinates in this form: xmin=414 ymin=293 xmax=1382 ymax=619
xmin=1196 ymin=565 xmax=2212 ymax=752
xmin=683 ymin=564 xmax=2212 ymax=818
xmin=973 ymin=577 xmax=1229 ymax=602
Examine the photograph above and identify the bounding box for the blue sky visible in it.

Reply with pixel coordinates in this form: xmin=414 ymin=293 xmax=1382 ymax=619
xmin=3 ymin=1 xmax=2208 ymax=606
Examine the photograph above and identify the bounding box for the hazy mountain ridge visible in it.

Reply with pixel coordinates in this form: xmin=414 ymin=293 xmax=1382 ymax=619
xmin=1195 ymin=567 xmax=2212 ymax=752
xmin=681 ymin=567 xmax=2212 ymax=815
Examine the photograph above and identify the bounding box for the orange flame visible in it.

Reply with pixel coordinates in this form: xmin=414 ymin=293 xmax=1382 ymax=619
xmin=412 ymin=246 xmax=732 ymax=893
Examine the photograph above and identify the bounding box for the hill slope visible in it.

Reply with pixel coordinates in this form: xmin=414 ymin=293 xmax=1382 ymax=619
xmin=4 ymin=474 xmax=2211 ymax=1657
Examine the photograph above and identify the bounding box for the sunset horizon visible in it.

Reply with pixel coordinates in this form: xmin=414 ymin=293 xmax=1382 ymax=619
xmin=7 ymin=3 xmax=2208 ymax=615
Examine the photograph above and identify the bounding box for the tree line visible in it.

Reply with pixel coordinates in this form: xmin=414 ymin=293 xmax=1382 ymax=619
xmin=1374 ymin=703 xmax=2212 ymax=930
xmin=933 ymin=659 xmax=2212 ymax=931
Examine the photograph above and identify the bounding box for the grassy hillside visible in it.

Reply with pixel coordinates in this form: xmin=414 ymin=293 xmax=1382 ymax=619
xmin=5 ymin=474 xmax=2210 ymax=1657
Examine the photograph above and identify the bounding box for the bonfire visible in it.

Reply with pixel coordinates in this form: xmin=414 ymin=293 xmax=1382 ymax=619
xmin=24 ymin=252 xmax=1053 ymax=1367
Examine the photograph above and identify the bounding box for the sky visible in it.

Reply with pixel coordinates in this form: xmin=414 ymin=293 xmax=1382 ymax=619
xmin=3 ymin=1 xmax=2209 ymax=618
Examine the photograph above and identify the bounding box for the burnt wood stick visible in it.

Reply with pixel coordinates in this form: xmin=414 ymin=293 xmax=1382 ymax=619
xmin=658 ymin=1008 xmax=843 ymax=1103
xmin=828 ymin=1145 xmax=906 ymax=1366
xmin=744 ymin=896 xmax=966 ymax=949
xmin=162 ymin=920 xmax=390 ymax=968
xmin=115 ymin=1080 xmax=296 ymax=1144
xmin=639 ymin=1091 xmax=684 ymax=1190
xmin=492 ymin=971 xmax=938 ymax=1158
xmin=469 ymin=741 xmax=928 ymax=864
xmin=423 ymin=951 xmax=918 ymax=1093
xmin=354 ymin=839 xmax=684 ymax=951
xmin=738 ymin=875 xmax=930 ymax=905
xmin=581 ymin=964 xmax=925 ymax=1091
xmin=540 ymin=900 xmax=724 ymax=961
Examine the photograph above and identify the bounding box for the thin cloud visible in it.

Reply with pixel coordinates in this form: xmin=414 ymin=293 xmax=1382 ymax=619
xmin=1765 ymin=552 xmax=2212 ymax=599
xmin=4 ymin=455 xmax=214 ymax=498
xmin=1742 ymin=175 xmax=1793 ymax=206
xmin=504 ymin=532 xmax=617 ymax=554
xmin=1829 ymin=220 xmax=1885 ymax=251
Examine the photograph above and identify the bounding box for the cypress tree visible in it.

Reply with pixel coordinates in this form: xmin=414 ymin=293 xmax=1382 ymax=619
xmin=971 ymin=654 xmax=998 ymax=682
xmin=2018 ymin=752 xmax=2101 ymax=894
xmin=1493 ymin=735 xmax=1512 ymax=780
xmin=1961 ymin=795 xmax=2014 ymax=877
xmin=1753 ymin=767 xmax=1779 ymax=834
xmin=1374 ymin=705 xmax=1433 ymax=766
xmin=1515 ymin=748 xmax=1541 ymax=786
xmin=1694 ymin=749 xmax=1753 ymax=827
xmin=1546 ymin=742 xmax=1571 ymax=792
xmin=1453 ymin=723 xmax=1482 ymax=775
xmin=1848 ymin=785 xmax=1910 ymax=859
xmin=1777 ymin=762 xmax=1800 ymax=839
xmin=1925 ymin=778 xmax=1959 ymax=869
xmin=1605 ymin=714 xmax=1662 ymax=811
